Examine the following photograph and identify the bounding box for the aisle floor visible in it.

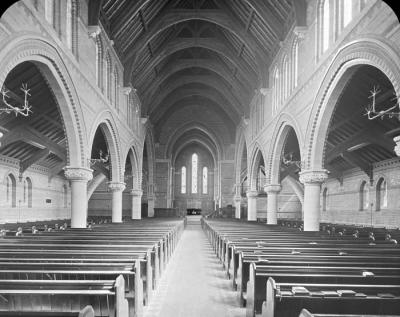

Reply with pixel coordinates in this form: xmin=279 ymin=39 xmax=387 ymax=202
xmin=144 ymin=216 xmax=246 ymax=317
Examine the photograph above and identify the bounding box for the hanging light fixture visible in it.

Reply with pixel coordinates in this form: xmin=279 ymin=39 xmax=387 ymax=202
xmin=0 ymin=83 xmax=32 ymax=117
xmin=89 ymin=149 xmax=110 ymax=166
xmin=364 ymin=86 xmax=400 ymax=120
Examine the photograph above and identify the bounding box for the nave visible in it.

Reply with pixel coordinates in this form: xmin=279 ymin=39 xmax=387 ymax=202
xmin=144 ymin=216 xmax=245 ymax=317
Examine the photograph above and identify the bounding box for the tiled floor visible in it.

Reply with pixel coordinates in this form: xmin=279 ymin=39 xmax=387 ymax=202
xmin=144 ymin=216 xmax=246 ymax=317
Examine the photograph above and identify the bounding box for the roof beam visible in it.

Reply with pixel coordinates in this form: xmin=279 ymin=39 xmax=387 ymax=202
xmin=141 ymin=58 xmax=249 ymax=102
xmin=123 ymin=9 xmax=266 ymax=71
xmin=19 ymin=149 xmax=51 ymax=175
xmin=129 ymin=37 xmax=256 ymax=88
xmin=111 ymin=0 xmax=152 ymax=38
xmin=147 ymin=75 xmax=243 ymax=115
xmin=244 ymin=0 xmax=284 ymax=40
xmin=0 ymin=125 xmax=67 ymax=160
xmin=340 ymin=152 xmax=372 ymax=180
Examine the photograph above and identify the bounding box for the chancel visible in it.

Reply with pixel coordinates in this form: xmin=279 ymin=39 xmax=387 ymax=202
xmin=0 ymin=0 xmax=400 ymax=316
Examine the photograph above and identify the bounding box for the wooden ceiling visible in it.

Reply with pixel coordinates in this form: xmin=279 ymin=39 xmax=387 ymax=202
xmin=0 ymin=62 xmax=66 ymax=177
xmin=100 ymin=0 xmax=301 ymax=127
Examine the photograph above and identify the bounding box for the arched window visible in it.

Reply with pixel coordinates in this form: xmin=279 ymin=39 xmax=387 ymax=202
xmin=181 ymin=167 xmax=186 ymax=194
xmin=202 ymin=167 xmax=208 ymax=194
xmin=359 ymin=181 xmax=369 ymax=211
xmin=6 ymin=174 xmax=16 ymax=208
xmin=343 ymin=0 xmax=353 ymax=27
xmin=191 ymin=153 xmax=198 ymax=194
xmin=105 ymin=52 xmax=112 ymax=101
xmin=283 ymin=56 xmax=289 ymax=100
xmin=322 ymin=187 xmax=328 ymax=211
xmin=322 ymin=0 xmax=330 ymax=52
xmin=95 ymin=37 xmax=104 ymax=91
xmin=63 ymin=184 xmax=68 ymax=207
xmin=292 ymin=40 xmax=299 ymax=89
xmin=45 ymin=0 xmax=54 ymax=26
xmin=114 ymin=68 xmax=119 ymax=110
xmin=66 ymin=0 xmax=78 ymax=56
xmin=376 ymin=178 xmax=388 ymax=211
xmin=273 ymin=68 xmax=279 ymax=114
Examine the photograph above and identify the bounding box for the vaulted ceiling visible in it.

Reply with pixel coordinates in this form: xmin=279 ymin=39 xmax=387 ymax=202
xmin=98 ymin=0 xmax=306 ymax=143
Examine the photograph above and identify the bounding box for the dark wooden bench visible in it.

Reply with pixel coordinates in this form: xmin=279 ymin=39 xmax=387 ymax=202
xmin=246 ymin=263 xmax=400 ymax=316
xmin=262 ymin=278 xmax=400 ymax=317
xmin=0 ymin=276 xmax=127 ymax=317
xmin=299 ymin=308 xmax=400 ymax=317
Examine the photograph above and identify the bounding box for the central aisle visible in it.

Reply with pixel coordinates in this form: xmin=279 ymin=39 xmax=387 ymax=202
xmin=144 ymin=216 xmax=246 ymax=317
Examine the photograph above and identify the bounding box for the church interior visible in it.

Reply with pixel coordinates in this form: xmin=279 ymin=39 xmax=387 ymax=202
xmin=0 ymin=0 xmax=400 ymax=316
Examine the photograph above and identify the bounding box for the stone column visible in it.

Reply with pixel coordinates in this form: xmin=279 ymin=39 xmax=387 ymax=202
xmin=64 ymin=167 xmax=93 ymax=228
xmin=234 ymin=195 xmax=242 ymax=219
xmin=130 ymin=189 xmax=142 ymax=219
xmin=246 ymin=190 xmax=258 ymax=221
xmin=264 ymin=184 xmax=281 ymax=225
xmin=394 ymin=136 xmax=400 ymax=156
xmin=299 ymin=170 xmax=328 ymax=231
xmin=107 ymin=182 xmax=126 ymax=223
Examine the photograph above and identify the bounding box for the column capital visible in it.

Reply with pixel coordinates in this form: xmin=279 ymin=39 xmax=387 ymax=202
xmin=246 ymin=190 xmax=258 ymax=198
xmin=299 ymin=169 xmax=328 ymax=185
xmin=394 ymin=135 xmax=400 ymax=157
xmin=264 ymin=184 xmax=281 ymax=193
xmin=130 ymin=189 xmax=143 ymax=196
xmin=64 ymin=167 xmax=93 ymax=182
xmin=107 ymin=182 xmax=126 ymax=192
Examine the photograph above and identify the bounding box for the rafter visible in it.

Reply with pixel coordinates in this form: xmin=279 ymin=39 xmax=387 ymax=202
xmin=1 ymin=125 xmax=67 ymax=160
xmin=129 ymin=37 xmax=256 ymax=88
xmin=147 ymin=75 xmax=243 ymax=116
xmin=141 ymin=58 xmax=250 ymax=102
xmin=19 ymin=149 xmax=51 ymax=175
xmin=123 ymin=9 xmax=266 ymax=70
xmin=340 ymin=152 xmax=372 ymax=180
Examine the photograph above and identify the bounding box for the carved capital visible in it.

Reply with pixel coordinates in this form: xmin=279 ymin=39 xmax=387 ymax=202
xmin=130 ymin=189 xmax=143 ymax=197
xmin=293 ymin=26 xmax=307 ymax=40
xmin=141 ymin=117 xmax=148 ymax=124
xmin=394 ymin=135 xmax=400 ymax=157
xmin=246 ymin=190 xmax=258 ymax=198
xmin=64 ymin=167 xmax=93 ymax=182
xmin=264 ymin=184 xmax=281 ymax=194
xmin=88 ymin=25 xmax=101 ymax=39
xmin=107 ymin=182 xmax=126 ymax=192
xmin=299 ymin=169 xmax=328 ymax=185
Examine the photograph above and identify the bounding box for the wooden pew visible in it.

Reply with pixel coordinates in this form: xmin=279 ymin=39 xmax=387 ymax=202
xmin=0 ymin=276 xmax=128 ymax=317
xmin=246 ymin=263 xmax=400 ymax=316
xmin=262 ymin=278 xmax=400 ymax=317
xmin=0 ymin=305 xmax=94 ymax=316
xmin=299 ymin=308 xmax=400 ymax=317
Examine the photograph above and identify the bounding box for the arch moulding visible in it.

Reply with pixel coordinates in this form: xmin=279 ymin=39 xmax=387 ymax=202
xmin=89 ymin=110 xmax=122 ymax=182
xmin=267 ymin=112 xmax=304 ymax=185
xmin=0 ymin=35 xmax=87 ymax=167
xmin=305 ymin=36 xmax=400 ymax=171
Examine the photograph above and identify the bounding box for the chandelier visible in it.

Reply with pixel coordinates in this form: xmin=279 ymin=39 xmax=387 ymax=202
xmin=89 ymin=150 xmax=109 ymax=166
xmin=282 ymin=153 xmax=303 ymax=169
xmin=0 ymin=84 xmax=32 ymax=117
xmin=364 ymin=86 xmax=400 ymax=120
